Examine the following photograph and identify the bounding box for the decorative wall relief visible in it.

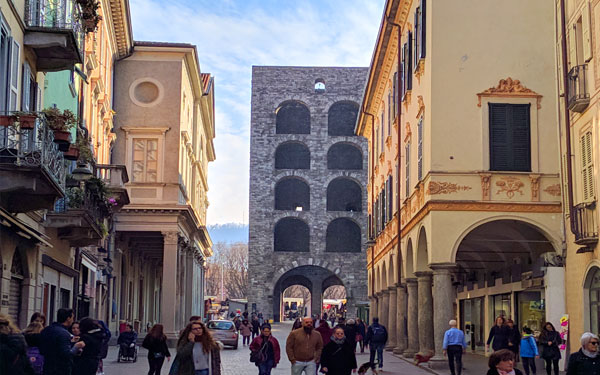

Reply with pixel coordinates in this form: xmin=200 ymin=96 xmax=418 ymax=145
xmin=544 ymin=184 xmax=562 ymax=197
xmin=496 ymin=176 xmax=525 ymax=199
xmin=529 ymin=174 xmax=541 ymax=202
xmin=480 ymin=173 xmax=492 ymax=201
xmin=477 ymin=77 xmax=542 ymax=109
xmin=427 ymin=181 xmax=472 ymax=195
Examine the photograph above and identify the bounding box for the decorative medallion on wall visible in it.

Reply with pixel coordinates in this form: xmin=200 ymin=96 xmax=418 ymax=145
xmin=427 ymin=181 xmax=472 ymax=195
xmin=543 ymin=184 xmax=562 ymax=197
xmin=496 ymin=176 xmax=525 ymax=199
xmin=477 ymin=77 xmax=542 ymax=109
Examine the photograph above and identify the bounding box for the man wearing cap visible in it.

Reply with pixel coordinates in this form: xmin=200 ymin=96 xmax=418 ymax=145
xmin=443 ymin=319 xmax=467 ymax=375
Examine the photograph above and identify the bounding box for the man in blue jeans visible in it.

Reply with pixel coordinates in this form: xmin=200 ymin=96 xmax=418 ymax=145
xmin=365 ymin=317 xmax=388 ymax=370
xmin=442 ymin=319 xmax=467 ymax=375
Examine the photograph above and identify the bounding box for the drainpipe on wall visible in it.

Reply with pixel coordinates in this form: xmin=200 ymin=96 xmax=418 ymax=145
xmin=559 ymin=0 xmax=577 ymax=237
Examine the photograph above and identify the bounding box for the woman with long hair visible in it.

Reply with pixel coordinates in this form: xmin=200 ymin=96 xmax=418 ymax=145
xmin=143 ymin=323 xmax=171 ymax=375
xmin=23 ymin=321 xmax=44 ymax=375
xmin=72 ymin=317 xmax=105 ymax=375
xmin=539 ymin=322 xmax=562 ymax=375
xmin=169 ymin=320 xmax=222 ymax=375
xmin=29 ymin=312 xmax=46 ymax=328
xmin=0 ymin=314 xmax=34 ymax=375
xmin=486 ymin=316 xmax=510 ymax=352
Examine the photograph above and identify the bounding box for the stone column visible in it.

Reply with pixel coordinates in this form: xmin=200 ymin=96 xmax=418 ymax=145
xmin=431 ymin=264 xmax=456 ymax=361
xmin=403 ymin=278 xmax=419 ymax=358
xmin=416 ymin=271 xmax=434 ymax=354
xmin=161 ymin=231 xmax=179 ymax=338
xmin=311 ymin=279 xmax=323 ymax=318
xmin=375 ymin=292 xmax=383 ymax=321
xmin=386 ymin=286 xmax=397 ymax=350
xmin=394 ymin=283 xmax=408 ymax=354
xmin=381 ymin=290 xmax=390 ymax=329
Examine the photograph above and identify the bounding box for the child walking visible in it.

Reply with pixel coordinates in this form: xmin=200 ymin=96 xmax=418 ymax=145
xmin=520 ymin=327 xmax=539 ymax=375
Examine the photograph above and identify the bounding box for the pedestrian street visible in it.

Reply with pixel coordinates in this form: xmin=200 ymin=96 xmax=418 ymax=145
xmin=103 ymin=321 xmax=431 ymax=375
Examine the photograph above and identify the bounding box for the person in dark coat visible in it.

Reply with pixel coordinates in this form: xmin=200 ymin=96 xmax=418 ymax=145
xmin=539 ymin=321 xmax=562 ymax=375
xmin=0 ymin=314 xmax=35 ymax=375
xmin=118 ymin=324 xmax=138 ymax=359
xmin=356 ymin=318 xmax=367 ymax=353
xmin=249 ymin=323 xmax=281 ymax=375
xmin=320 ymin=326 xmax=358 ymax=375
xmin=343 ymin=319 xmax=358 ymax=349
xmin=251 ymin=316 xmax=260 ymax=339
xmin=506 ymin=319 xmax=521 ymax=361
xmin=486 ymin=316 xmax=510 ymax=352
xmin=23 ymin=321 xmax=44 ymax=375
xmin=486 ymin=349 xmax=524 ymax=375
xmin=39 ymin=308 xmax=86 ymax=375
xmin=292 ymin=318 xmax=302 ymax=330
xmin=142 ymin=323 xmax=171 ymax=375
xmin=316 ymin=319 xmax=333 ymax=347
xmin=73 ymin=317 xmax=105 ymax=375
xmin=169 ymin=320 xmax=221 ymax=375
xmin=567 ymin=332 xmax=600 ymax=375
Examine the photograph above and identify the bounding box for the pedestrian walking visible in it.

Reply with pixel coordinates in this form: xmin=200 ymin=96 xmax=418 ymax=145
xmin=142 ymin=323 xmax=172 ymax=375
xmin=240 ymin=319 xmax=253 ymax=346
xmin=442 ymin=319 xmax=467 ymax=375
xmin=507 ymin=319 xmax=521 ymax=361
xmin=539 ymin=322 xmax=561 ymax=375
xmin=486 ymin=316 xmax=510 ymax=352
xmin=286 ymin=316 xmax=323 ymax=375
xmin=258 ymin=313 xmax=265 ymax=326
xmin=520 ymin=327 xmax=539 ymax=375
xmin=356 ymin=318 xmax=366 ymax=353
xmin=29 ymin=312 xmax=46 ymax=328
xmin=73 ymin=317 xmax=105 ymax=375
xmin=96 ymin=320 xmax=111 ymax=375
xmin=343 ymin=319 xmax=357 ymax=349
xmin=365 ymin=317 xmax=387 ymax=371
xmin=250 ymin=323 xmax=280 ymax=375
xmin=319 ymin=326 xmax=357 ymax=375
xmin=39 ymin=308 xmax=86 ymax=375
xmin=252 ymin=316 xmax=260 ymax=339
xmin=330 ymin=315 xmax=336 ymax=328
xmin=566 ymin=332 xmax=600 ymax=375
xmin=23 ymin=321 xmax=44 ymax=375
xmin=292 ymin=318 xmax=302 ymax=331
xmin=168 ymin=320 xmax=222 ymax=375
xmin=487 ymin=349 xmax=524 ymax=375
xmin=316 ymin=319 xmax=333 ymax=346
xmin=0 ymin=314 xmax=35 ymax=375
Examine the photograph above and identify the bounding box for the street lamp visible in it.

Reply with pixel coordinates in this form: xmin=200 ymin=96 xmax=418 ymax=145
xmin=72 ymin=163 xmax=93 ymax=181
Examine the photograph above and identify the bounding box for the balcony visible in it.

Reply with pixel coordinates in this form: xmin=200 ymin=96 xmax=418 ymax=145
xmin=573 ymin=201 xmax=598 ymax=246
xmin=0 ymin=113 xmax=66 ymax=212
xmin=45 ymin=184 xmax=109 ymax=246
xmin=24 ymin=0 xmax=84 ymax=71
xmin=568 ymin=64 xmax=590 ymax=113
xmin=94 ymin=164 xmax=130 ymax=210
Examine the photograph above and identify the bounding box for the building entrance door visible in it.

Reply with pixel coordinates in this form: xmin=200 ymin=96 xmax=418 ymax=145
xmin=460 ymin=297 xmax=484 ymax=351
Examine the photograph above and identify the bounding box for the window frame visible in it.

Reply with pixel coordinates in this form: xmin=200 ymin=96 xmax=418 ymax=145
xmin=580 ymin=129 xmax=595 ymax=202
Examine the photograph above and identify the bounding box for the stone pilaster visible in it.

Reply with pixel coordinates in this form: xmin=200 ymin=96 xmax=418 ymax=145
xmin=376 ymin=292 xmax=383 ymax=321
xmin=431 ymin=264 xmax=457 ymax=361
xmin=161 ymin=231 xmax=179 ymax=339
xmin=381 ymin=290 xmax=390 ymax=330
xmin=394 ymin=283 xmax=408 ymax=354
xmin=403 ymin=278 xmax=419 ymax=358
xmin=386 ymin=286 xmax=397 ymax=350
xmin=416 ymin=271 xmax=434 ymax=354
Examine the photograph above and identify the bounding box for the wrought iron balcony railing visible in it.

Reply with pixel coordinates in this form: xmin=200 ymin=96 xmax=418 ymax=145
xmin=0 ymin=113 xmax=66 ymax=193
xmin=53 ymin=184 xmax=106 ymax=228
xmin=574 ymin=201 xmax=598 ymax=246
xmin=568 ymin=64 xmax=590 ymax=113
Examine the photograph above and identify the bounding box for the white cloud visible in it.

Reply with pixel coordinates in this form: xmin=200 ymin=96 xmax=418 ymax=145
xmin=129 ymin=0 xmax=384 ymax=224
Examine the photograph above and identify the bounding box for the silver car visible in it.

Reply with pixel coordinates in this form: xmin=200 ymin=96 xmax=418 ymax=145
xmin=206 ymin=320 xmax=239 ymax=349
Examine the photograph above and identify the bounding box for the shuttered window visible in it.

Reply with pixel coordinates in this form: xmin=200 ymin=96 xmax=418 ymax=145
xmin=392 ymin=71 xmax=397 ymax=119
xmin=489 ymin=103 xmax=531 ymax=172
xmin=381 ymin=186 xmax=386 ymax=226
xmin=414 ymin=7 xmax=420 ymax=70
xmin=405 ymin=142 xmax=411 ymax=196
xmin=405 ymin=33 xmax=413 ymax=91
xmin=387 ymin=92 xmax=392 ymax=136
xmin=419 ymin=0 xmax=426 ymax=59
xmin=581 ymin=131 xmax=594 ymax=201
xmin=9 ymin=39 xmax=19 ymax=111
xmin=417 ymin=117 xmax=423 ymax=181
xmin=387 ymin=176 xmax=393 ymax=221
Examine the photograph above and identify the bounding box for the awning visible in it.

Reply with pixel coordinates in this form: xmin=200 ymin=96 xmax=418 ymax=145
xmin=0 ymin=208 xmax=52 ymax=247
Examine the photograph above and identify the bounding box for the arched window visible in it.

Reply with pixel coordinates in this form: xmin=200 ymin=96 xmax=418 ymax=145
xmin=327 ymin=143 xmax=362 ymax=170
xmin=589 ymin=267 xmax=600 ymax=333
xmin=275 ymin=142 xmax=310 ymax=169
xmin=276 ymin=101 xmax=310 ymax=134
xmin=328 ymin=101 xmax=360 ymax=136
xmin=275 ymin=178 xmax=310 ymax=211
xmin=274 ymin=218 xmax=309 ymax=252
xmin=327 ymin=178 xmax=362 ymax=212
xmin=315 ymin=79 xmax=326 ymax=93
xmin=326 ymin=218 xmax=361 ymax=252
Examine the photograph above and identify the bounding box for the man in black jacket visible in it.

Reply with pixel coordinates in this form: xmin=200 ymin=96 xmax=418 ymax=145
xmin=117 ymin=324 xmax=138 ymax=359
xmin=365 ymin=317 xmax=388 ymax=371
xmin=39 ymin=308 xmax=85 ymax=375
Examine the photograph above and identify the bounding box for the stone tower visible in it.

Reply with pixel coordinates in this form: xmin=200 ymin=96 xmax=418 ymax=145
xmin=248 ymin=66 xmax=369 ymax=321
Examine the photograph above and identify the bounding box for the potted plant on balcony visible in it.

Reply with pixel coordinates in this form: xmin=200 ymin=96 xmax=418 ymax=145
xmin=63 ymin=144 xmax=80 ymax=161
xmin=13 ymin=112 xmax=37 ymax=129
xmin=77 ymin=0 xmax=102 ymax=32
xmin=76 ymin=136 xmax=94 ymax=163
xmin=42 ymin=108 xmax=77 ymax=152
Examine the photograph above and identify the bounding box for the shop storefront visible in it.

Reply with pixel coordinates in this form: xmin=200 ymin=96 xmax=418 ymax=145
xmin=516 ymin=290 xmax=545 ymax=335
xmin=460 ymin=297 xmax=485 ymax=351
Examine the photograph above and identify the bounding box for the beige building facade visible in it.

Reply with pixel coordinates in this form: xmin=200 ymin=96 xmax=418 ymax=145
xmin=357 ymin=0 xmax=564 ymax=362
xmin=557 ymin=0 xmax=600 ymax=350
xmin=112 ymin=42 xmax=215 ymax=336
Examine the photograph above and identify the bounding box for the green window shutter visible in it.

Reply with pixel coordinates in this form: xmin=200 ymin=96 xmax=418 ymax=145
xmin=489 ymin=103 xmax=531 ymax=172
xmin=511 ymin=104 xmax=531 ymax=172
xmin=414 ymin=7 xmax=420 ymax=70
xmin=406 ymin=31 xmax=413 ymax=90
xmin=581 ymin=131 xmax=594 ymax=201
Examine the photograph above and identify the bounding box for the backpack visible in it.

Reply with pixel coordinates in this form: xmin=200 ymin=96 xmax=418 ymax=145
xmin=371 ymin=325 xmax=386 ymax=343
xmin=26 ymin=346 xmax=44 ymax=375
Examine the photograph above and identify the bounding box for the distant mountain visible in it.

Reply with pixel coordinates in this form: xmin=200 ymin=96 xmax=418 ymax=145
xmin=207 ymin=223 xmax=249 ymax=244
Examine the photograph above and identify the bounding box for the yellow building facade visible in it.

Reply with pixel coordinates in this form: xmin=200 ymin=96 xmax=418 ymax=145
xmin=357 ymin=0 xmax=564 ymax=363
xmin=557 ymin=0 xmax=600 ymax=349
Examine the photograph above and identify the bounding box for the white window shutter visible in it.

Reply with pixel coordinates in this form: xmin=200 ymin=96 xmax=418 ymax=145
xmin=568 ymin=27 xmax=577 ymax=68
xmin=556 ymin=40 xmax=564 ymax=94
xmin=21 ymin=62 xmax=31 ymax=111
xmin=9 ymin=38 xmax=19 ymax=111
xmin=582 ymin=2 xmax=592 ymax=62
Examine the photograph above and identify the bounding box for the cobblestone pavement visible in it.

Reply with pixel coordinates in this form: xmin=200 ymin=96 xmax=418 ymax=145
xmin=103 ymin=321 xmax=432 ymax=374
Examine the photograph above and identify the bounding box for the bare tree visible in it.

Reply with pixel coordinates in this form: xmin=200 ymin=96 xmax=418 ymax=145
xmin=324 ymin=285 xmax=346 ymax=299
xmin=204 ymin=242 xmax=248 ymax=300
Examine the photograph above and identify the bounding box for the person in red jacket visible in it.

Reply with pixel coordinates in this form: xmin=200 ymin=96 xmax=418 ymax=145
xmin=249 ymin=324 xmax=281 ymax=375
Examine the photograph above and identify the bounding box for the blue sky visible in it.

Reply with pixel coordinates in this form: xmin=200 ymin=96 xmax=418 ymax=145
xmin=130 ymin=0 xmax=384 ymax=224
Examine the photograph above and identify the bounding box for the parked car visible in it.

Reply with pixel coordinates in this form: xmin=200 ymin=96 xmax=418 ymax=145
xmin=206 ymin=320 xmax=239 ymax=349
